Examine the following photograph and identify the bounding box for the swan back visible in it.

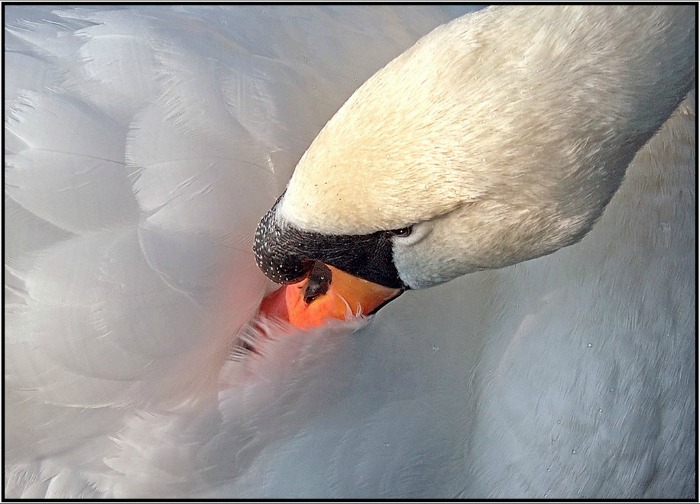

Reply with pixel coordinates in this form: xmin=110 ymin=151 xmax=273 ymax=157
xmin=4 ymin=5 xmax=476 ymax=497
xmin=4 ymin=5 xmax=695 ymax=499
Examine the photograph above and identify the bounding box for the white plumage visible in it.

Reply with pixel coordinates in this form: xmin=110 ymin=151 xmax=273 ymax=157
xmin=4 ymin=5 xmax=695 ymax=499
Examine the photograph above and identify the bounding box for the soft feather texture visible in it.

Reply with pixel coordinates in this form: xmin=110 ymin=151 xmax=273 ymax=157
xmin=278 ymin=5 xmax=695 ymax=288
xmin=4 ymin=5 xmax=695 ymax=499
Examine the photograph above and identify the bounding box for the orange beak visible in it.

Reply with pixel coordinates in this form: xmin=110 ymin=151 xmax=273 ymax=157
xmin=259 ymin=262 xmax=402 ymax=329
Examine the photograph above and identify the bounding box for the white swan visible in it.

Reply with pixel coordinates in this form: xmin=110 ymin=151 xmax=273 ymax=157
xmin=4 ymin=5 xmax=695 ymax=499
xmin=255 ymin=5 xmax=694 ymax=291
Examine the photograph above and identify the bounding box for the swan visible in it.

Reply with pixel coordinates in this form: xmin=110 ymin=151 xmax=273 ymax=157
xmin=4 ymin=4 xmax=695 ymax=499
xmin=255 ymin=5 xmax=695 ymax=291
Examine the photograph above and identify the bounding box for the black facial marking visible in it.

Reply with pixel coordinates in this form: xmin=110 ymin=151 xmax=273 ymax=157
xmin=253 ymin=198 xmax=407 ymax=289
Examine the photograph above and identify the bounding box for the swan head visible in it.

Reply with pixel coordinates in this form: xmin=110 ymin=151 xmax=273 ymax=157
xmin=254 ymin=5 xmax=695 ymax=317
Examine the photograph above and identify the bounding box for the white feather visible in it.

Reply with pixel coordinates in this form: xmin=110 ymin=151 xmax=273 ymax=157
xmin=4 ymin=4 xmax=694 ymax=499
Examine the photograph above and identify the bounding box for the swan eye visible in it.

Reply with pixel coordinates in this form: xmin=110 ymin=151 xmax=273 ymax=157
xmin=388 ymin=226 xmax=412 ymax=238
